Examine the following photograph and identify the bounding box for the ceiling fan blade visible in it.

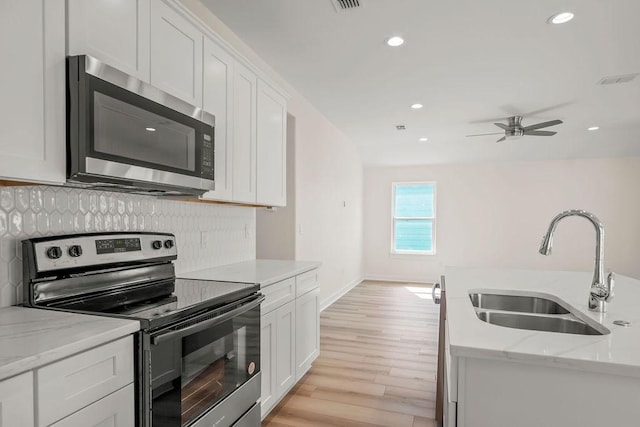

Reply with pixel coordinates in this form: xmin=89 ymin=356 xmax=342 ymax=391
xmin=496 ymin=136 xmax=506 ymax=143
xmin=525 ymin=130 xmax=557 ymax=136
xmin=466 ymin=132 xmax=504 ymax=137
xmin=494 ymin=123 xmax=509 ymax=130
xmin=522 ymin=119 xmax=563 ymax=132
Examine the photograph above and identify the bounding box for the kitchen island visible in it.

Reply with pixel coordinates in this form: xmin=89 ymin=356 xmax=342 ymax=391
xmin=443 ymin=267 xmax=640 ymax=427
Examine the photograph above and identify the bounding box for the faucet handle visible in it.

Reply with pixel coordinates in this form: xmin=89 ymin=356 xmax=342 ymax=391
xmin=606 ymin=271 xmax=615 ymax=302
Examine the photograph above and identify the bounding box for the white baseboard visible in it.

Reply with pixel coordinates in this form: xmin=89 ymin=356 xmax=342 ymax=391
xmin=363 ymin=274 xmax=437 ymax=284
xmin=320 ymin=276 xmax=363 ymax=312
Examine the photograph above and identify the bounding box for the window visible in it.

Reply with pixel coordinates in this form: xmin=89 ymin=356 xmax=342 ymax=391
xmin=392 ymin=182 xmax=436 ymax=254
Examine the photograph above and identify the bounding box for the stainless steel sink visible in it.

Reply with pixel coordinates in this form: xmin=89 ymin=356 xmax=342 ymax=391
xmin=476 ymin=311 xmax=605 ymax=335
xmin=469 ymin=290 xmax=610 ymax=336
xmin=469 ymin=293 xmax=569 ymax=314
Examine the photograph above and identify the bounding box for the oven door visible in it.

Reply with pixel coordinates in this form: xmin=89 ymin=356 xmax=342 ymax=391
xmin=148 ymin=294 xmax=263 ymax=427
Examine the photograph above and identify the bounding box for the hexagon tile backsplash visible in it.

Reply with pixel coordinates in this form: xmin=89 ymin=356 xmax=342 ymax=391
xmin=0 ymin=185 xmax=256 ymax=307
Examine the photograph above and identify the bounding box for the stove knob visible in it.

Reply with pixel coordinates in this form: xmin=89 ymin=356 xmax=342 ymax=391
xmin=164 ymin=239 xmax=174 ymax=249
xmin=152 ymin=240 xmax=163 ymax=250
xmin=46 ymin=246 xmax=62 ymax=259
xmin=68 ymin=245 xmax=83 ymax=258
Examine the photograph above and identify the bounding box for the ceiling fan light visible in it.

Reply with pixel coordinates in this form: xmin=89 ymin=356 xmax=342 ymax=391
xmin=386 ymin=36 xmax=404 ymax=47
xmin=548 ymin=12 xmax=574 ymax=24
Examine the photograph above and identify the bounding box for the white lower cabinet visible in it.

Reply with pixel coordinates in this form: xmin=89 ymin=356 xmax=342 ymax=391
xmin=0 ymin=336 xmax=135 ymax=427
xmin=0 ymin=371 xmax=34 ymax=427
xmin=260 ymin=269 xmax=320 ymax=419
xmin=260 ymin=300 xmax=295 ymax=418
xmin=295 ymin=288 xmax=320 ymax=380
xmin=446 ymin=337 xmax=640 ymax=427
xmin=260 ymin=309 xmax=277 ymax=414
xmin=50 ymin=383 xmax=134 ymax=427
xmin=275 ymin=300 xmax=296 ymax=396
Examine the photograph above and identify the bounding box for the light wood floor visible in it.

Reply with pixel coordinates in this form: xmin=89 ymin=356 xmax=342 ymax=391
xmin=263 ymin=280 xmax=439 ymax=427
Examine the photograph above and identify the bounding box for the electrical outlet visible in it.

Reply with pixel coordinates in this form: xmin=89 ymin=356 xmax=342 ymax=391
xmin=244 ymin=224 xmax=250 ymax=239
xmin=200 ymin=231 xmax=209 ymax=248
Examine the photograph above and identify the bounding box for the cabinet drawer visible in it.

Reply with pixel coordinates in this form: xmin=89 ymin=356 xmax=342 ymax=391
xmin=36 ymin=336 xmax=134 ymax=427
xmin=262 ymin=277 xmax=295 ymax=314
xmin=50 ymin=383 xmax=134 ymax=427
xmin=295 ymin=269 xmax=318 ymax=297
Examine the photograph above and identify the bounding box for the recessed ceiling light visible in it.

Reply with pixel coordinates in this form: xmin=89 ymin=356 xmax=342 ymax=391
xmin=411 ymin=103 xmax=423 ymax=110
xmin=419 ymin=137 xmax=428 ymax=142
xmin=386 ymin=36 xmax=404 ymax=47
xmin=548 ymin=12 xmax=574 ymax=24
xmin=145 ymin=127 xmax=156 ymax=132
xmin=588 ymin=126 xmax=600 ymax=131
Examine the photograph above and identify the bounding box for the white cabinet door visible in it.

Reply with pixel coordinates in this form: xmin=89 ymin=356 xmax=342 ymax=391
xmin=232 ymin=62 xmax=257 ymax=204
xmin=260 ymin=309 xmax=277 ymax=418
xmin=0 ymin=0 xmax=65 ymax=184
xmin=201 ymin=38 xmax=234 ymax=201
xmin=150 ymin=1 xmax=203 ymax=106
xmin=256 ymin=81 xmax=287 ymax=207
xmin=0 ymin=371 xmax=34 ymax=427
xmin=295 ymin=288 xmax=320 ymax=380
xmin=50 ymin=383 xmax=134 ymax=427
xmin=67 ymin=0 xmax=150 ymax=81
xmin=275 ymin=300 xmax=296 ymax=398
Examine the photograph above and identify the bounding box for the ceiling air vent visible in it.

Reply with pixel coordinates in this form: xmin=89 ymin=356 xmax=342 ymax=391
xmin=598 ymin=73 xmax=638 ymax=85
xmin=396 ymin=125 xmax=406 ymax=131
xmin=331 ymin=0 xmax=362 ymax=12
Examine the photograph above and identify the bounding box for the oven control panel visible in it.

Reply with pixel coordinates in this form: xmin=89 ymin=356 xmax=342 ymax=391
xmin=32 ymin=233 xmax=177 ymax=272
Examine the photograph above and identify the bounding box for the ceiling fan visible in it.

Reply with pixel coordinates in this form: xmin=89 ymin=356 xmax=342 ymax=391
xmin=466 ymin=116 xmax=563 ymax=143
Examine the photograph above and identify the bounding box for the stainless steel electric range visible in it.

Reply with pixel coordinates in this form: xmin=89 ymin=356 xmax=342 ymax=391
xmin=22 ymin=232 xmax=263 ymax=427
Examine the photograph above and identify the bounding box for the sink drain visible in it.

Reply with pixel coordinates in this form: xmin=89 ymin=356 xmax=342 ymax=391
xmin=613 ymin=320 xmax=631 ymax=327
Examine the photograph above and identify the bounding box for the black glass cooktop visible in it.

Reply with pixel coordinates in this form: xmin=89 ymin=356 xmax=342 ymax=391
xmin=49 ymin=278 xmax=259 ymax=330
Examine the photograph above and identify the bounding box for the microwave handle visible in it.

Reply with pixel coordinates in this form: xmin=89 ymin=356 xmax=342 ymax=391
xmin=152 ymin=294 xmax=265 ymax=345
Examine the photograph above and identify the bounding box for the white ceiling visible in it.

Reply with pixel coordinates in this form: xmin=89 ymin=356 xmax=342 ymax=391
xmin=200 ymin=0 xmax=640 ymax=166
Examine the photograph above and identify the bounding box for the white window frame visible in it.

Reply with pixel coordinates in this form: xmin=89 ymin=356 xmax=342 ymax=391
xmin=391 ymin=181 xmax=436 ymax=255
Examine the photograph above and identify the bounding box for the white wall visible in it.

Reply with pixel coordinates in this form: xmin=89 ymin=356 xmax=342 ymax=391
xmin=183 ymin=1 xmax=365 ymax=307
xmin=364 ymin=157 xmax=640 ymax=283
xmin=289 ymin=95 xmax=363 ymax=309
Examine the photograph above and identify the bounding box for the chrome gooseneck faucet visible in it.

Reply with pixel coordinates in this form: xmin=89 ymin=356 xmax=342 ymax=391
xmin=539 ymin=209 xmax=614 ymax=313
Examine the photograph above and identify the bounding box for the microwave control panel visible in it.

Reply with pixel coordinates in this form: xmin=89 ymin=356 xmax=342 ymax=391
xmin=201 ymin=133 xmax=214 ymax=180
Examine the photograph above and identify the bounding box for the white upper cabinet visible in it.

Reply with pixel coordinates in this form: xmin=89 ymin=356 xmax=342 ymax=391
xmin=202 ymin=38 xmax=235 ymax=201
xmin=256 ymin=81 xmax=287 ymax=207
xmin=232 ymin=62 xmax=258 ymax=204
xmin=150 ymin=1 xmax=203 ymax=106
xmin=67 ymin=0 xmax=150 ymax=81
xmin=0 ymin=0 xmax=65 ymax=185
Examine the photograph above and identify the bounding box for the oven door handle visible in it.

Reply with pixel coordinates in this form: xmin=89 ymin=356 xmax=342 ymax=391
xmin=151 ymin=294 xmax=265 ymax=345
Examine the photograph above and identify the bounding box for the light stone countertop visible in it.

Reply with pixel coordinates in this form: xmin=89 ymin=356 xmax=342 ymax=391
xmin=180 ymin=259 xmax=321 ymax=288
xmin=0 ymin=306 xmax=139 ymax=381
xmin=445 ymin=267 xmax=640 ymax=377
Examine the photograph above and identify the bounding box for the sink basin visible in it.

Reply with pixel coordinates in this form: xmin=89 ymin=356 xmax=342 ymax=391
xmin=469 ymin=293 xmax=569 ymax=314
xmin=476 ymin=311 xmax=605 ymax=335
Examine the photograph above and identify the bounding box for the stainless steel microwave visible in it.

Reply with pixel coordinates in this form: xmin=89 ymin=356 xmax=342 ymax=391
xmin=67 ymin=55 xmax=215 ymax=196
